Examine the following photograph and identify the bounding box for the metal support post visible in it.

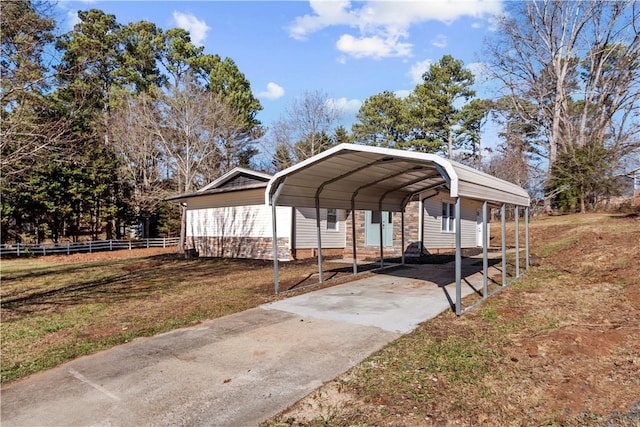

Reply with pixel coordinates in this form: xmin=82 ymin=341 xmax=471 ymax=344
xmin=501 ymin=204 xmax=506 ymax=286
xmin=482 ymin=201 xmax=488 ymax=298
xmin=455 ymin=197 xmax=462 ymax=316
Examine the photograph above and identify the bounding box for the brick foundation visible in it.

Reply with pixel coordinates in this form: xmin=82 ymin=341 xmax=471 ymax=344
xmin=187 ymin=236 xmax=290 ymax=260
xmin=187 ymin=236 xmax=344 ymax=261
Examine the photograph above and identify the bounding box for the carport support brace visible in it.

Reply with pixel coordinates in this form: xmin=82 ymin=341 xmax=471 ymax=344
xmin=455 ymin=197 xmax=462 ymax=316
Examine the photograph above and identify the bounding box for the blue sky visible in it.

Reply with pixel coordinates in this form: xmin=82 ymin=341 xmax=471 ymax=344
xmin=55 ymin=0 xmax=504 ymax=135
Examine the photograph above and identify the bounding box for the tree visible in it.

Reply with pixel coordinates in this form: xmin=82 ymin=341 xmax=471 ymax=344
xmin=351 ymin=91 xmax=410 ymax=148
xmin=133 ymin=74 xmax=239 ymax=194
xmin=408 ymin=55 xmax=476 ymax=156
xmin=268 ymin=90 xmax=341 ymax=168
xmin=110 ymin=92 xmax=168 ymax=237
xmin=207 ymin=56 xmax=263 ymax=172
xmin=0 ymin=0 xmax=63 ymax=179
xmin=455 ymin=98 xmax=491 ymax=167
xmin=549 ymin=142 xmax=617 ymax=212
xmin=486 ymin=0 xmax=640 ymax=211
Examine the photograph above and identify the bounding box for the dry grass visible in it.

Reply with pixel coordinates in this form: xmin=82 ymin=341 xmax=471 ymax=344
xmin=0 ymin=248 xmax=364 ymax=384
xmin=266 ymin=213 xmax=640 ymax=426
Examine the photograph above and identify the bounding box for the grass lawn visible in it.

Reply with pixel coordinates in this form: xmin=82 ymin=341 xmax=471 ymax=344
xmin=0 ymin=249 xmax=364 ymax=384
xmin=2 ymin=213 xmax=639 ymax=426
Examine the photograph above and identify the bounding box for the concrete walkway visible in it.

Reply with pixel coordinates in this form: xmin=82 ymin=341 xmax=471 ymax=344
xmin=1 ymin=258 xmax=501 ymax=427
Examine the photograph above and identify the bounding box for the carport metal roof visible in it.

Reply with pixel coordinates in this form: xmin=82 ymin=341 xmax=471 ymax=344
xmin=265 ymin=143 xmax=531 ymax=316
xmin=266 ymin=144 xmax=530 ymax=210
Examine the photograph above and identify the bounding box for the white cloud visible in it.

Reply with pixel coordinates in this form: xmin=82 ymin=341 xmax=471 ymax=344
xmin=326 ymin=97 xmax=362 ymax=115
xmin=432 ymin=34 xmax=447 ymax=49
xmin=408 ymin=59 xmax=432 ymax=85
xmin=258 ymin=82 xmax=285 ymax=100
xmin=289 ymin=0 xmax=354 ymax=40
xmin=289 ymin=0 xmax=504 ymax=59
xmin=336 ymin=34 xmax=411 ymax=59
xmin=172 ymin=11 xmax=210 ymax=46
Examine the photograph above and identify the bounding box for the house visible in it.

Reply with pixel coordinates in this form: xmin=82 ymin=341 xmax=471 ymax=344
xmin=166 ymin=168 xmax=347 ymax=261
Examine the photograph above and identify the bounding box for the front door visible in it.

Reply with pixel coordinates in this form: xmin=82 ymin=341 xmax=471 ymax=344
xmin=365 ymin=211 xmax=393 ymax=247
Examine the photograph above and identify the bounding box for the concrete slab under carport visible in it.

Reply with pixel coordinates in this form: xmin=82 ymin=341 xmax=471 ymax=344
xmin=264 ymin=255 xmax=501 ymax=333
xmin=1 ymin=259 xmax=502 ymax=427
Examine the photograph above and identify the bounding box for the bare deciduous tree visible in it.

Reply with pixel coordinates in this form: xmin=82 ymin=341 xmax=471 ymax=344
xmin=486 ymin=0 xmax=640 ymax=211
xmin=266 ymin=90 xmax=341 ymax=170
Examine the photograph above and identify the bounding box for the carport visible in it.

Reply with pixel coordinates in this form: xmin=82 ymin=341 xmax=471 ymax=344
xmin=266 ymin=144 xmax=530 ymax=315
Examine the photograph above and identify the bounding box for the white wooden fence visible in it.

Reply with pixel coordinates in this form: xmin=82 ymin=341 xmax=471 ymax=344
xmin=0 ymin=237 xmax=180 ymax=257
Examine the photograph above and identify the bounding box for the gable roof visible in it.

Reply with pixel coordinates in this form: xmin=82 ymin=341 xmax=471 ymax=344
xmin=166 ymin=167 xmax=272 ymax=202
xmin=266 ymin=144 xmax=530 ymax=211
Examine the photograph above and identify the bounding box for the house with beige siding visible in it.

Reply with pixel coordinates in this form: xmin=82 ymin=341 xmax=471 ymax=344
xmin=168 ymin=164 xmax=496 ymax=262
xmin=167 ymin=168 xmax=346 ymax=261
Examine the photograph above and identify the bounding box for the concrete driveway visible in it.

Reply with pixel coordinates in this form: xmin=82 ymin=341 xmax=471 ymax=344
xmin=1 ymin=258 xmax=500 ymax=427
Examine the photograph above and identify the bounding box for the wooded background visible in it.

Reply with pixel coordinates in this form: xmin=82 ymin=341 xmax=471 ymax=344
xmin=2 ymin=1 xmax=638 ymax=244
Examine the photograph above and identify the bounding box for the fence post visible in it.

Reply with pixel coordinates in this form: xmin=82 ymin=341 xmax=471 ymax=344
xmin=67 ymin=242 xmax=70 ymax=255
xmin=43 ymin=244 xmax=46 ymax=256
xmin=109 ymin=240 xmax=113 ymax=251
xmin=17 ymin=243 xmax=20 ymax=257
xmin=146 ymin=239 xmax=149 ymax=249
xmin=129 ymin=240 xmax=132 ymax=250
xmin=89 ymin=241 xmax=92 ymax=253
xmin=163 ymin=238 xmax=166 ymax=248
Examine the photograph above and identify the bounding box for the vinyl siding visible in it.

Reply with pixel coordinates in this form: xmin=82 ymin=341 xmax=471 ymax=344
xmin=187 ymin=188 xmax=264 ymax=209
xmin=186 ymin=204 xmax=291 ymax=239
xmin=293 ymin=208 xmax=347 ymax=249
xmin=422 ymin=196 xmax=481 ymax=249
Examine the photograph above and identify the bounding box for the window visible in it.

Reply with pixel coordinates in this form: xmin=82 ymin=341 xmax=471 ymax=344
xmin=327 ymin=208 xmax=338 ymax=231
xmin=441 ymin=202 xmax=455 ymax=233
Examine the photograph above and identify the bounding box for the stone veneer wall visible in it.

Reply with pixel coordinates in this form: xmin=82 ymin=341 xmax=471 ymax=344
xmin=187 ymin=236 xmax=290 ymax=260
xmin=345 ymin=202 xmax=421 ymax=259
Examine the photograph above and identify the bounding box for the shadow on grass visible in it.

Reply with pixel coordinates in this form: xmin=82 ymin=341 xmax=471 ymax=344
xmin=0 ymin=255 xmax=279 ymax=315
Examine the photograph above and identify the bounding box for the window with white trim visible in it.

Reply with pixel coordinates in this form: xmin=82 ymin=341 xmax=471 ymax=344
xmin=327 ymin=208 xmax=338 ymax=231
xmin=441 ymin=202 xmax=455 ymax=233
